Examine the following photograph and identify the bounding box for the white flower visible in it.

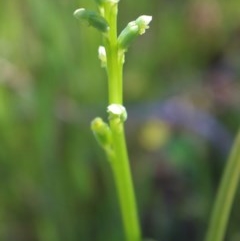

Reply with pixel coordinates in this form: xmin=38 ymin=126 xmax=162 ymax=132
xmin=107 ymin=104 xmax=125 ymax=115
xmin=107 ymin=104 xmax=127 ymax=122
xmin=98 ymin=46 xmax=107 ymax=67
xmin=135 ymin=15 xmax=152 ymax=35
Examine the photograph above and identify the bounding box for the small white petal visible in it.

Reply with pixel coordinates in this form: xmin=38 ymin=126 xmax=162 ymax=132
xmin=73 ymin=8 xmax=85 ymax=17
xmin=136 ymin=15 xmax=152 ymax=34
xmin=107 ymin=104 xmax=126 ymax=115
xmin=98 ymin=46 xmax=106 ymax=58
xmin=98 ymin=46 xmax=107 ymax=67
xmin=140 ymin=15 xmax=152 ymax=25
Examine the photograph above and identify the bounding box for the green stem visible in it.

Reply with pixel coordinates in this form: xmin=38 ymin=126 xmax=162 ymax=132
xmin=110 ymin=122 xmax=141 ymax=241
xmin=103 ymin=3 xmax=141 ymax=241
xmin=205 ymin=130 xmax=240 ymax=241
xmin=104 ymin=3 xmax=122 ymax=104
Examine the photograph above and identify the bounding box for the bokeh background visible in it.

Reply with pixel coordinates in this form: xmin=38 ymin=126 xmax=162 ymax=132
xmin=0 ymin=0 xmax=240 ymax=241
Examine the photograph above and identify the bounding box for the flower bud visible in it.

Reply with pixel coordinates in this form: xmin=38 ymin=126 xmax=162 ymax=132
xmin=135 ymin=15 xmax=152 ymax=35
xmin=118 ymin=22 xmax=139 ymax=50
xmin=91 ymin=117 xmax=112 ymax=148
xmin=118 ymin=15 xmax=152 ymax=50
xmin=74 ymin=8 xmax=109 ymax=33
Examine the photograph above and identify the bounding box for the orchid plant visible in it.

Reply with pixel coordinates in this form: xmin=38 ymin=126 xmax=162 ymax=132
xmin=74 ymin=1 xmax=152 ymax=241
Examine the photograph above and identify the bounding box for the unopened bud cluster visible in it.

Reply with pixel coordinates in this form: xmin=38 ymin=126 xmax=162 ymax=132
xmin=74 ymin=3 xmax=152 ymax=53
xmin=75 ymin=1 xmax=151 ymax=152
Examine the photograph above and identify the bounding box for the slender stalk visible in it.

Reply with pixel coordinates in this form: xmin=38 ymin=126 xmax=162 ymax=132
xmin=75 ymin=3 xmax=152 ymax=240
xmin=110 ymin=122 xmax=141 ymax=241
xmin=104 ymin=3 xmax=122 ymax=104
xmin=103 ymin=3 xmax=141 ymax=241
xmin=205 ymin=130 xmax=240 ymax=241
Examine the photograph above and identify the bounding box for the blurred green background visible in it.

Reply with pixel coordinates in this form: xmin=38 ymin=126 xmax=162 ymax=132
xmin=0 ymin=0 xmax=240 ymax=241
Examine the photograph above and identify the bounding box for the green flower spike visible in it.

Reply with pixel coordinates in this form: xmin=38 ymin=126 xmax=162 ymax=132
xmin=75 ymin=2 xmax=148 ymax=240
xmin=74 ymin=8 xmax=109 ymax=33
xmin=118 ymin=15 xmax=152 ymax=50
